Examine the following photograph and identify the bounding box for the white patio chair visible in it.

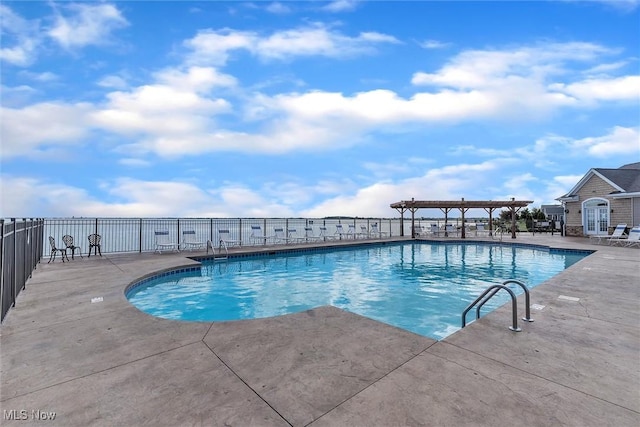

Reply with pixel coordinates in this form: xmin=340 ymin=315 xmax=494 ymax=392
xmin=302 ymin=226 xmax=322 ymax=242
xmin=218 ymin=229 xmax=242 ymax=253
xmin=181 ymin=230 xmax=205 ymax=251
xmin=358 ymin=225 xmax=370 ymax=239
xmin=445 ymin=224 xmax=459 ymax=237
xmin=319 ymin=226 xmax=338 ymax=241
xmin=605 ymin=224 xmax=629 ymax=245
xmin=476 ymin=224 xmax=490 ymax=237
xmin=155 ymin=230 xmax=179 ymax=254
xmin=370 ymin=223 xmax=389 ymax=238
xmin=286 ymin=228 xmax=307 ymax=243
xmin=250 ymin=225 xmax=272 ymax=245
xmin=334 ymin=224 xmax=352 ymax=239
xmin=273 ymin=227 xmax=293 ymax=244
xmin=590 ymin=223 xmax=626 ymax=245
xmin=623 ymin=226 xmax=640 ymax=247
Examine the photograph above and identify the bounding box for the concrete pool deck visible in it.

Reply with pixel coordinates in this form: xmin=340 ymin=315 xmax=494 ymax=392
xmin=1 ymin=234 xmax=638 ymax=426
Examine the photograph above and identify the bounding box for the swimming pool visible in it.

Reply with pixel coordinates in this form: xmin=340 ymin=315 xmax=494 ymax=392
xmin=126 ymin=242 xmax=590 ymax=340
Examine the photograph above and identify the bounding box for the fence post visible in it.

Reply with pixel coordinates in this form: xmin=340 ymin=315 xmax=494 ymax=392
xmin=0 ymin=219 xmax=4 ymax=318
xmin=22 ymin=218 xmax=27 ymax=290
xmin=12 ymin=218 xmax=17 ymax=308
xmin=139 ymin=218 xmax=143 ymax=253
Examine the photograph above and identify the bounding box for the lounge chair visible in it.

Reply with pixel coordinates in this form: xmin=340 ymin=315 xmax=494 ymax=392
xmin=358 ymin=225 xmax=370 ymax=239
xmin=346 ymin=224 xmax=361 ymax=239
xmin=62 ymin=234 xmax=83 ymax=259
xmin=273 ymin=227 xmax=292 ymax=244
xmin=319 ymin=226 xmax=338 ymax=241
xmin=48 ymin=236 xmax=69 ymax=263
xmin=370 ymin=222 xmax=389 ymax=238
xmin=445 ymin=224 xmax=458 ymax=237
xmin=218 ymin=229 xmax=242 ymax=252
xmin=590 ymin=223 xmax=626 ymax=245
xmin=476 ymin=224 xmax=490 ymax=237
xmin=286 ymin=228 xmax=306 ymax=243
xmin=155 ymin=230 xmax=179 ymax=253
xmin=181 ymin=230 xmax=205 ymax=251
xmin=250 ymin=225 xmax=272 ymax=245
xmin=302 ymin=226 xmax=322 ymax=242
xmin=334 ymin=224 xmax=351 ymax=239
xmin=413 ymin=224 xmax=424 ymax=237
xmin=604 ymin=224 xmax=628 ymax=245
xmin=623 ymin=226 xmax=640 ymax=247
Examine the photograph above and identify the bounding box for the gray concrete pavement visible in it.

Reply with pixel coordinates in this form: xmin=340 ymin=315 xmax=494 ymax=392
xmin=1 ymin=235 xmax=638 ymax=426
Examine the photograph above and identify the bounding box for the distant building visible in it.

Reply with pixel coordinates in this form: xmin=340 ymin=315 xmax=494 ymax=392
xmin=556 ymin=162 xmax=640 ymax=236
xmin=540 ymin=205 xmax=564 ymax=221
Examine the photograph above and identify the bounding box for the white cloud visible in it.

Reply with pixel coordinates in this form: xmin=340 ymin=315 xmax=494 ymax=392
xmin=185 ymin=24 xmax=399 ymax=65
xmin=0 ymin=5 xmax=41 ymax=66
xmin=91 ymin=67 xmax=234 ymax=142
xmin=419 ymin=39 xmax=451 ymax=49
xmin=97 ymin=75 xmax=129 ymax=89
xmin=570 ymin=126 xmax=640 ymax=157
xmin=549 ymin=75 xmax=640 ymax=103
xmin=321 ymin=0 xmax=359 ymax=13
xmin=48 ymin=3 xmax=129 ymax=49
xmin=1 ymin=102 xmax=94 ymax=158
xmin=411 ymin=42 xmax=616 ymax=88
xmin=265 ymin=2 xmax=292 ymax=14
xmin=19 ymin=71 xmax=59 ymax=82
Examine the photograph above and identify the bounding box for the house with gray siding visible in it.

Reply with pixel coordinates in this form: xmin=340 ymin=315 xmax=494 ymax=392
xmin=556 ymin=162 xmax=640 ymax=237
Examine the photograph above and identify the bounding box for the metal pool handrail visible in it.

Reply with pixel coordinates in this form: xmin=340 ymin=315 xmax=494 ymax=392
xmin=462 ymin=284 xmax=522 ymax=332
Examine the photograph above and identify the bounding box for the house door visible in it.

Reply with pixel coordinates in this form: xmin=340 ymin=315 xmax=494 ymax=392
xmin=583 ymin=199 xmax=609 ymax=235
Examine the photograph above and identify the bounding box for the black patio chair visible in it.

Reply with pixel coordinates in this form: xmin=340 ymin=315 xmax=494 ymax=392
xmin=48 ymin=236 xmax=69 ymax=263
xmin=62 ymin=235 xmax=83 ymax=259
xmin=88 ymin=233 xmax=102 ymax=257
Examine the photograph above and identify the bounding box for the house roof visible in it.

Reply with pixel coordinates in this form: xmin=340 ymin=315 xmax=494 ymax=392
xmin=595 ymin=162 xmax=640 ymax=193
xmin=557 ymin=162 xmax=640 ymax=201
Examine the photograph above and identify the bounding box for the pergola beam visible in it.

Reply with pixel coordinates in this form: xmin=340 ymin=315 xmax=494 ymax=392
xmin=390 ymin=198 xmax=533 ymax=239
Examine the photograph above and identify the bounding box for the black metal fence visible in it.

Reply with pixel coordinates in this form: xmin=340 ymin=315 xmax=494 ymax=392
xmin=1 ymin=218 xmax=44 ymax=322
xmin=42 ymin=217 xmax=404 ymax=256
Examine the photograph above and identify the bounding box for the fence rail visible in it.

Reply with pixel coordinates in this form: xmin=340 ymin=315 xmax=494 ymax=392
xmin=1 ymin=218 xmax=44 ymax=322
xmin=42 ymin=217 xmax=410 ymax=256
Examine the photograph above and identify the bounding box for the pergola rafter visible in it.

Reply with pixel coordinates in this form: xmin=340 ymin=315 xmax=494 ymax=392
xmin=390 ymin=198 xmax=533 ymax=239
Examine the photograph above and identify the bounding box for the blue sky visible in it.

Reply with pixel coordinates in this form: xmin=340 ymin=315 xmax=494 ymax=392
xmin=2 ymin=0 xmax=639 ymax=219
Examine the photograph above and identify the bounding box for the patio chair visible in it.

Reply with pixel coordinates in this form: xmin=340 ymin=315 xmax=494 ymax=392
xmin=346 ymin=224 xmax=360 ymax=239
xmin=62 ymin=235 xmax=83 ymax=259
xmin=604 ymin=224 xmax=628 ymax=245
xmin=412 ymin=224 xmax=424 ymax=237
xmin=181 ymin=230 xmax=205 ymax=251
xmin=48 ymin=236 xmax=69 ymax=263
xmin=476 ymin=224 xmax=490 ymax=237
xmin=249 ymin=225 xmax=272 ymax=245
xmin=359 ymin=225 xmax=370 ymax=239
xmin=370 ymin=223 xmax=389 ymax=238
xmin=623 ymin=226 xmax=640 ymax=247
xmin=319 ymin=226 xmax=338 ymax=241
xmin=272 ymin=227 xmax=293 ymax=244
xmin=218 ymin=229 xmax=242 ymax=252
xmin=154 ymin=230 xmax=179 ymax=254
xmin=445 ymin=224 xmax=459 ymax=237
xmin=88 ymin=234 xmax=102 ymax=257
xmin=302 ymin=226 xmax=322 ymax=242
xmin=286 ymin=228 xmax=307 ymax=243
xmin=334 ymin=224 xmax=351 ymax=239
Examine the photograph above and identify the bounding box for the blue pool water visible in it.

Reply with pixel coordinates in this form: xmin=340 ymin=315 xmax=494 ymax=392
xmin=126 ymin=242 xmax=589 ymax=340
